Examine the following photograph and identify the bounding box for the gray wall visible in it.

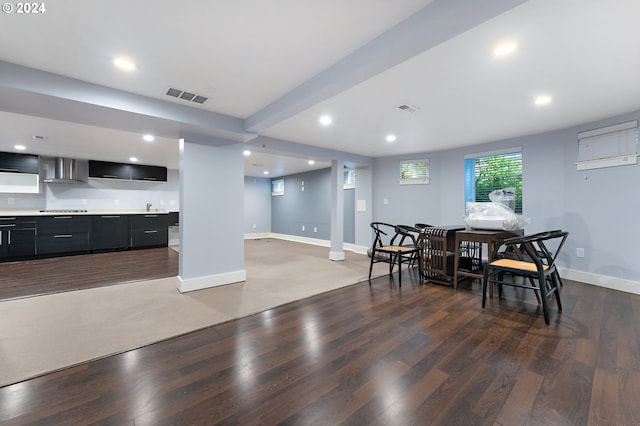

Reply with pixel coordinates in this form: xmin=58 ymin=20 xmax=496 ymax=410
xmin=244 ymin=176 xmax=271 ymax=234
xmin=372 ymin=109 xmax=640 ymax=282
xmin=271 ymin=167 xmax=355 ymax=243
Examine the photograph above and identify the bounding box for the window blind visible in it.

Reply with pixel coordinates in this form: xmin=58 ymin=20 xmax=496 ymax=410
xmin=464 ymin=150 xmax=522 ymax=213
xmin=577 ymin=120 xmax=638 ymax=170
xmin=271 ymin=179 xmax=284 ymax=196
xmin=399 ymin=159 xmax=429 ymax=185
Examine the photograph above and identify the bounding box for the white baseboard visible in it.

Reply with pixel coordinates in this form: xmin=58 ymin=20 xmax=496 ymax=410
xmin=268 ymin=233 xmax=331 ymax=247
xmin=252 ymin=233 xmax=367 ymax=254
xmin=560 ymin=268 xmax=640 ymax=295
xmin=244 ymin=232 xmax=271 ymax=240
xmin=346 ymin=244 xmax=370 ymax=255
xmin=177 ymin=270 xmax=246 ymax=293
xmin=329 ymin=251 xmax=345 ymax=261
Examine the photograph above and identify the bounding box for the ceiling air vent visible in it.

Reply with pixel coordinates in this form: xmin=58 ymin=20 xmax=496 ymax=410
xmin=166 ymin=88 xmax=208 ymax=104
xmin=397 ymin=103 xmax=421 ymax=113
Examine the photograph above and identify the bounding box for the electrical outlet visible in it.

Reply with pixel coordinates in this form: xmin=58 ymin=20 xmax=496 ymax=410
xmin=7 ymin=197 xmax=14 ymax=205
xmin=160 ymin=199 xmax=165 ymax=205
xmin=314 ymin=227 xmax=317 ymax=233
xmin=81 ymin=199 xmax=87 ymax=205
xmin=114 ymin=199 xmax=120 ymax=205
xmin=302 ymin=225 xmax=305 ymax=231
xmin=253 ymin=223 xmax=257 ymax=229
xmin=383 ymin=198 xmax=388 ymax=205
xmin=576 ymin=248 xmax=585 ymax=258
xmin=169 ymin=200 xmax=176 ymax=205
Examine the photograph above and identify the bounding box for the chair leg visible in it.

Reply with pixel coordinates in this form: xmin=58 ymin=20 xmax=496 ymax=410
xmin=368 ymin=249 xmax=375 ymax=281
xmin=538 ymin=271 xmax=550 ymax=325
xmin=388 ymin=253 xmax=395 ymax=277
xmin=551 ymin=275 xmax=563 ymax=312
xmin=482 ymin=264 xmax=489 ymax=308
xmin=397 ymin=251 xmax=402 ymax=287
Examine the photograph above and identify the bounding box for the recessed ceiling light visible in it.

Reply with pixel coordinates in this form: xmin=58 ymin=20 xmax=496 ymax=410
xmin=534 ymin=95 xmax=552 ymax=106
xmin=113 ymin=57 xmax=136 ymax=71
xmin=308 ymin=160 xmax=315 ymax=165
xmin=243 ymin=150 xmax=251 ymax=156
xmin=386 ymin=134 xmax=397 ymax=143
xmin=319 ymin=115 xmax=332 ymax=126
xmin=263 ymin=171 xmax=269 ymax=175
xmin=494 ymin=42 xmax=517 ymax=56
xmin=143 ymin=134 xmax=154 ymax=142
xmin=129 ymin=157 xmax=138 ymax=162
xmin=14 ymin=145 xmax=26 ymax=151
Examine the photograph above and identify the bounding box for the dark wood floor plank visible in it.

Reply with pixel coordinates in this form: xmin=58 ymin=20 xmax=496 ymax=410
xmin=588 ymin=367 xmax=618 ymax=426
xmin=0 ymin=247 xmax=178 ymax=301
xmin=1 ymin=273 xmax=640 ymax=425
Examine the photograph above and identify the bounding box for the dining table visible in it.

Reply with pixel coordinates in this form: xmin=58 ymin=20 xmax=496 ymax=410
xmin=453 ymin=228 xmax=523 ymax=293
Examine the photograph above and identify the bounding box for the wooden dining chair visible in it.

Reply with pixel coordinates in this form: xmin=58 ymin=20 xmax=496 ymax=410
xmin=482 ymin=230 xmax=568 ymax=324
xmin=368 ymin=222 xmax=421 ymax=287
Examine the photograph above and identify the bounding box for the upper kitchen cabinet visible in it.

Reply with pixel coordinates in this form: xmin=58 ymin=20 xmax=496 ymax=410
xmin=0 ymin=152 xmax=39 ymax=174
xmin=0 ymin=152 xmax=40 ymax=193
xmin=88 ymin=160 xmax=133 ymax=180
xmin=130 ymin=164 xmax=167 ymax=182
xmin=89 ymin=160 xmax=167 ymax=182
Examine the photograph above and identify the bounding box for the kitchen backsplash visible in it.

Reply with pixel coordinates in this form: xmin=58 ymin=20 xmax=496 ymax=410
xmin=1 ymin=169 xmax=179 ymax=211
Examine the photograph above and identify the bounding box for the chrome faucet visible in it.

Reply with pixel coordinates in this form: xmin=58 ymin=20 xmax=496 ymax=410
xmin=146 ymin=203 xmax=152 ymax=212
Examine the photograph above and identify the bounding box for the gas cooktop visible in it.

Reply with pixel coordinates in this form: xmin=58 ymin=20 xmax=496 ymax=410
xmin=39 ymin=209 xmax=88 ymax=213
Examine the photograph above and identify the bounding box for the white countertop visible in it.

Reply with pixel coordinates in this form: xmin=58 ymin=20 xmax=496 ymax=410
xmin=0 ymin=209 xmax=171 ymax=217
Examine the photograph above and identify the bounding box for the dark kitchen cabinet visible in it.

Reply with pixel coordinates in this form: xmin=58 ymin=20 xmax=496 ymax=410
xmin=0 ymin=152 xmax=39 ymax=174
xmin=91 ymin=215 xmax=129 ymax=251
xmin=88 ymin=160 xmax=133 ymax=180
xmin=129 ymin=214 xmax=168 ymax=248
xmin=168 ymin=211 xmax=179 ymax=227
xmin=0 ymin=216 xmax=37 ymax=259
xmin=37 ymin=215 xmax=90 ymax=254
xmin=131 ymin=164 xmax=167 ymax=182
xmin=89 ymin=160 xmax=167 ymax=182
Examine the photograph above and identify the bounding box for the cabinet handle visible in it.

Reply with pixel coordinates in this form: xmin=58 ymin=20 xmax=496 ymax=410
xmin=0 ymin=217 xmax=17 ymax=220
xmin=144 ymin=230 xmax=158 ymax=234
xmin=0 ymin=231 xmax=2 ymax=245
xmin=101 ymin=215 xmax=120 ymax=218
xmin=8 ymin=230 xmax=11 ymax=245
xmin=0 ymin=224 xmax=15 ymax=228
xmin=54 ymin=216 xmax=73 ymax=219
xmin=144 ymin=215 xmax=158 ymax=218
xmin=143 ymin=177 xmax=157 ymax=181
xmin=0 ymin=168 xmax=19 ymax=172
xmin=54 ymin=234 xmax=73 ymax=238
xmin=103 ymin=175 xmax=119 ymax=178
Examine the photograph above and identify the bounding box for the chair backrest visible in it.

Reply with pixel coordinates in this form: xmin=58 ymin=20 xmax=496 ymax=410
xmin=415 ymin=223 xmax=434 ymax=229
xmin=370 ymin=222 xmax=398 ymax=248
xmin=502 ymin=230 xmax=569 ymax=270
xmin=394 ymin=225 xmax=421 ymax=247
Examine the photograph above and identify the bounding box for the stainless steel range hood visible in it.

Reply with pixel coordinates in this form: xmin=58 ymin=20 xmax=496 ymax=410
xmin=43 ymin=157 xmax=85 ymax=183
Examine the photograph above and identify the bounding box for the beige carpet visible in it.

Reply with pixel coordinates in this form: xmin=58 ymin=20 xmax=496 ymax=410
xmin=0 ymin=239 xmax=383 ymax=387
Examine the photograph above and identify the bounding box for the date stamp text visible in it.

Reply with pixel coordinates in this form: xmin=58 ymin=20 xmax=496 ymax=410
xmin=2 ymin=2 xmax=46 ymax=13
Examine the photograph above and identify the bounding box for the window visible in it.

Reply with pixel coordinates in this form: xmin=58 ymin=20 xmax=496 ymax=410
xmin=271 ymin=179 xmax=284 ymax=196
xmin=577 ymin=120 xmax=638 ymax=170
xmin=343 ymin=169 xmax=355 ymax=189
xmin=399 ymin=159 xmax=429 ymax=185
xmin=464 ymin=149 xmax=522 ymax=213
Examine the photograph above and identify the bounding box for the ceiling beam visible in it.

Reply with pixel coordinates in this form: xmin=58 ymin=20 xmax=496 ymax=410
xmin=245 ymin=0 xmax=528 ymax=133
xmin=0 ymin=60 xmax=255 ymax=143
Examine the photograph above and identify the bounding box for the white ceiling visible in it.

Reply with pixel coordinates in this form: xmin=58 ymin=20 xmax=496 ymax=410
xmin=0 ymin=0 xmax=639 ymax=176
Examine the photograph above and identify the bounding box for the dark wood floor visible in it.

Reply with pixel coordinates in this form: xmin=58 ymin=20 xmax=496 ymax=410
xmin=0 ymin=247 xmax=179 ymax=301
xmin=1 ymin=267 xmax=639 ymax=425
